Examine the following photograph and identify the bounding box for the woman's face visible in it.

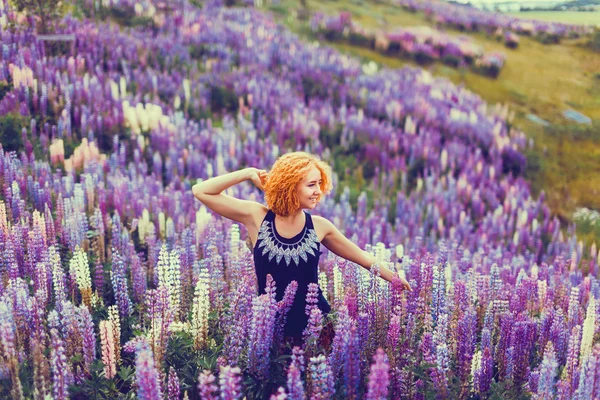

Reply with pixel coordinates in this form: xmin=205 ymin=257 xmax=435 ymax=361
xmin=296 ymin=165 xmax=323 ymax=210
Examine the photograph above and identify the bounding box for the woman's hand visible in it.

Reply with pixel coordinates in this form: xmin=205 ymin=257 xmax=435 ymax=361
xmin=247 ymin=168 xmax=268 ymax=191
xmin=392 ymin=273 xmax=413 ymax=292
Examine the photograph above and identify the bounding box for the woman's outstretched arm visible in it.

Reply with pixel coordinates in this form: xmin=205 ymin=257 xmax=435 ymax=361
xmin=316 ymin=216 xmax=412 ymax=291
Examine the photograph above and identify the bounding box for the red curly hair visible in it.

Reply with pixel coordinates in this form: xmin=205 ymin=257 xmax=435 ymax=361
xmin=264 ymin=152 xmax=333 ymax=216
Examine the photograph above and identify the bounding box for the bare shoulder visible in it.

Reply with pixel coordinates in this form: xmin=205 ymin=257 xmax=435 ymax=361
xmin=312 ymin=215 xmax=335 ymax=240
xmin=249 ymin=202 xmax=269 ymax=229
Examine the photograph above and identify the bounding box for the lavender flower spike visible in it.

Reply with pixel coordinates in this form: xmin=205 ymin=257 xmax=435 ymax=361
xmin=219 ymin=365 xmax=242 ymax=400
xmin=366 ymin=348 xmax=390 ymax=400
xmin=135 ymin=341 xmax=163 ymax=400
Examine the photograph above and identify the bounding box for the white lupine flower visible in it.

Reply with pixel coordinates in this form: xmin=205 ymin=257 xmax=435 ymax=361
xmin=138 ymin=209 xmax=151 ymax=245
xmin=362 ymin=61 xmax=378 ymax=76
xmin=230 ymin=224 xmax=240 ymax=260
xmin=580 ymin=297 xmax=596 ymax=363
xmin=183 ymin=79 xmax=191 ymax=101
xmin=69 ymin=247 xmax=92 ymax=306
xmin=136 ymin=103 xmax=149 ymax=132
xmin=191 ymin=269 xmax=210 ymax=350
xmin=91 ymin=292 xmax=104 ymax=308
xmin=404 ymin=115 xmax=416 ymax=135
xmin=158 ymin=212 xmax=166 ymax=239
xmin=395 ymin=244 xmax=404 ymax=259
xmin=374 ymin=242 xmax=387 ymax=264
xmin=333 ymin=264 xmax=343 ymax=303
xmin=119 ymin=76 xmax=127 ymax=98
xmin=440 ymin=149 xmax=448 ymax=171
xmin=166 ymin=217 xmax=175 ymax=242
xmin=168 ymin=249 xmax=182 ymax=318
xmin=319 ymin=271 xmax=328 ymax=302
xmin=110 ymin=80 xmax=119 ymax=100
xmin=445 ymin=262 xmax=453 ymax=293
xmin=196 ymin=208 xmax=212 ymax=245
xmin=0 ymin=201 xmax=8 ymax=235
xmin=157 ymin=245 xmax=171 ymax=290
xmin=169 ymin=321 xmax=191 ymax=334
xmin=538 ymin=280 xmax=547 ymax=309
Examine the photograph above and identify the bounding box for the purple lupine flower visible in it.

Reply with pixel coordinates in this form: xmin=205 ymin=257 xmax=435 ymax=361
xmin=420 ymin=332 xmax=446 ymax=396
xmin=509 ymin=321 xmax=536 ymax=388
xmin=477 ymin=347 xmax=493 ymax=395
xmin=111 ymin=248 xmax=132 ymax=317
xmin=274 ymin=280 xmax=298 ymax=345
xmin=247 ymin=291 xmax=277 ymax=379
xmin=135 ymin=341 xmax=163 ymax=400
xmin=78 ymin=304 xmax=96 ymax=371
xmin=292 ymin=347 xmax=306 ymax=372
xmin=536 ymin=342 xmax=558 ymax=399
xmin=198 ymin=370 xmax=218 ymax=400
xmin=0 ymin=301 xmax=24 ymax=399
xmin=573 ymin=344 xmax=597 ymax=400
xmin=223 ymin=275 xmax=254 ymax=365
xmin=123 ymin=336 xmax=149 ymax=353
xmin=130 ymin=251 xmax=147 ymax=302
xmin=549 ymin=308 xmax=568 ymax=365
xmin=366 ymin=348 xmax=390 ymax=400
xmin=287 ymin=363 xmax=304 ymax=400
xmin=305 ymin=283 xmax=319 ymax=317
xmin=219 ymin=365 xmax=242 ymax=400
xmin=456 ymin=309 xmax=476 ymax=384
xmin=562 ymin=324 xmax=582 ymax=396
xmin=308 ymin=354 xmax=334 ymax=399
xmin=94 ymin=258 xmax=104 ymax=298
xmin=167 ymin=367 xmax=180 ymax=400
xmin=344 ymin=324 xmax=361 ymax=399
xmin=303 ymin=307 xmax=323 ymax=347
xmin=31 ymin=336 xmax=50 ymax=399
xmin=328 ymin=305 xmax=353 ymax=376
xmin=50 ymin=327 xmax=73 ymax=400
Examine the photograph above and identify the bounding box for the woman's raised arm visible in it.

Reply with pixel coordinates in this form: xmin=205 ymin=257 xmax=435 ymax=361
xmin=192 ymin=167 xmax=267 ymax=227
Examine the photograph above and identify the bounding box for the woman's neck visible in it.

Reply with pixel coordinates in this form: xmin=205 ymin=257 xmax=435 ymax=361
xmin=274 ymin=209 xmax=304 ymax=224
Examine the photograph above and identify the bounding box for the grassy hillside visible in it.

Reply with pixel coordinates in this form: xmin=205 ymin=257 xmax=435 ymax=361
xmin=269 ymin=0 xmax=600 ymax=245
xmin=506 ymin=10 xmax=600 ymax=25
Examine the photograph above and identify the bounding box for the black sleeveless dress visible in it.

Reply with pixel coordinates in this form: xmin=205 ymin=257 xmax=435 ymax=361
xmin=253 ymin=209 xmax=331 ymax=337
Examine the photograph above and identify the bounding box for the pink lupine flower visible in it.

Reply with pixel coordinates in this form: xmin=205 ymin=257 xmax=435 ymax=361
xmin=219 ymin=365 xmax=242 ymax=400
xmin=366 ymin=348 xmax=390 ymax=400
xmin=198 ymin=370 xmax=218 ymax=400
xmin=167 ymin=367 xmax=180 ymax=400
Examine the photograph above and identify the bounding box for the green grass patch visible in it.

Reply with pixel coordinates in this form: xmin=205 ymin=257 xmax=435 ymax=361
xmin=505 ymin=11 xmax=600 ymax=26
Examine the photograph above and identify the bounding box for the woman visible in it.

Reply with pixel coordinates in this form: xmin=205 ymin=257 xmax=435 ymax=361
xmin=192 ymin=152 xmax=412 ymax=347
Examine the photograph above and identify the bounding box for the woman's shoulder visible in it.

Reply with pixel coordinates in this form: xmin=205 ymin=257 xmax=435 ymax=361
xmin=251 ymin=203 xmax=270 ymax=226
xmin=310 ymin=214 xmax=334 ymax=242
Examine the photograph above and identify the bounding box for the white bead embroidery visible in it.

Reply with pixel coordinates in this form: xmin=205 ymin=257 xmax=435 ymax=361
xmin=256 ymin=219 xmax=320 ymax=267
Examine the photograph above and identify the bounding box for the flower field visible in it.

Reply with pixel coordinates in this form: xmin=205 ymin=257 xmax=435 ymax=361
xmin=0 ymin=0 xmax=599 ymax=399
xmin=311 ymin=12 xmax=507 ymax=78
xmin=395 ymin=0 xmax=595 ymax=44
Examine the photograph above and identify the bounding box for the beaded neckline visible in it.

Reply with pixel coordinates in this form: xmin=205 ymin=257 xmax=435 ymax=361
xmin=255 ymin=211 xmax=320 ymax=266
